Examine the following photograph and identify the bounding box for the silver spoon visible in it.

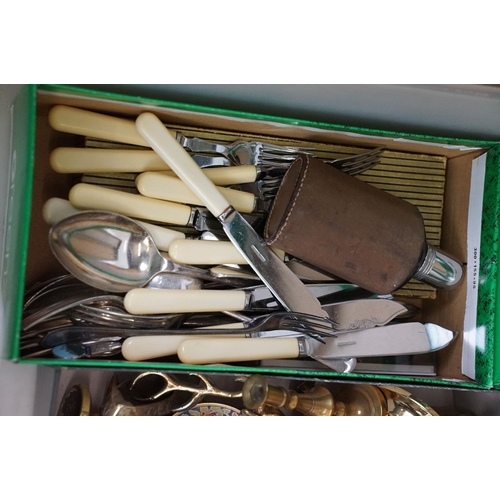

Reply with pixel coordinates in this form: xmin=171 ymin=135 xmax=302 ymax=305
xmin=48 ymin=210 xmax=239 ymax=293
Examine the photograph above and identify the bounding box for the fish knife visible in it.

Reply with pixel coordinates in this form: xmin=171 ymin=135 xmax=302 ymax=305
xmin=176 ymin=323 xmax=456 ymax=367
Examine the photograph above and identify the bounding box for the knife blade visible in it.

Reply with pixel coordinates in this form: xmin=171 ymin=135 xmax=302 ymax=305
xmin=176 ymin=323 xmax=456 ymax=366
xmin=135 ymin=112 xmax=328 ymax=318
xmin=322 ymin=298 xmax=408 ymax=329
xmin=123 ymin=283 xmax=360 ymax=315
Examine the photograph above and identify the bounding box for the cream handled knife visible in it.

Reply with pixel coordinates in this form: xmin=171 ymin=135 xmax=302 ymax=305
xmin=123 ymin=283 xmax=360 ymax=315
xmin=69 ymin=183 xmax=193 ymax=226
xmin=68 ymin=183 xmax=263 ymax=232
xmin=136 ymin=171 xmax=257 ymax=213
xmin=50 ymin=147 xmax=260 ymax=184
xmin=135 ymin=112 xmax=327 ymax=318
xmin=49 ymin=105 xmax=154 ymax=147
xmin=121 ymin=298 xmax=409 ymax=361
xmin=177 ymin=323 xmax=456 ymax=365
xmin=168 ymin=239 xmax=248 ymax=265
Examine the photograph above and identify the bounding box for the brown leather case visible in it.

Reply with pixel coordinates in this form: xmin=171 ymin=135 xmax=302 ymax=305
xmin=264 ymin=155 xmax=427 ymax=294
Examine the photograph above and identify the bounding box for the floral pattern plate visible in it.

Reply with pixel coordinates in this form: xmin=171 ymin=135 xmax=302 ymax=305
xmin=173 ymin=403 xmax=241 ymax=416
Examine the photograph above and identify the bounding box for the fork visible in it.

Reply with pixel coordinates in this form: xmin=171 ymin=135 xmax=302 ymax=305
xmin=23 ymin=310 xmax=337 ymax=361
xmin=176 ymin=133 xmax=312 ymax=167
xmin=41 ymin=310 xmax=337 ymax=345
xmin=119 ymin=311 xmax=338 ymax=361
xmin=177 ymin=132 xmax=384 ymax=172
xmin=234 ymin=147 xmax=385 ymax=202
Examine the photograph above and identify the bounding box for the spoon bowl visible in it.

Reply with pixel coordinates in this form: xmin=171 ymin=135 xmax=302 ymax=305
xmin=49 ymin=211 xmax=217 ymax=293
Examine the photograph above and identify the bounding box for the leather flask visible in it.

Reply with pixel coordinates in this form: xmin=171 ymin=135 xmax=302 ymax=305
xmin=264 ymin=155 xmax=462 ymax=295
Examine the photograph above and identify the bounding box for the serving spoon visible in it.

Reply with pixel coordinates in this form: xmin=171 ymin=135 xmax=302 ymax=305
xmin=48 ymin=211 xmax=247 ymax=293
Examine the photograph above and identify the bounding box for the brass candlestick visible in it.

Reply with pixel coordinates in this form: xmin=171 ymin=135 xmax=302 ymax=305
xmin=242 ymin=375 xmax=336 ymax=416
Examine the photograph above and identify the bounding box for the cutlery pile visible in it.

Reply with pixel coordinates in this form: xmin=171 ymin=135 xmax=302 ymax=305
xmin=21 ymin=105 xmax=458 ymax=374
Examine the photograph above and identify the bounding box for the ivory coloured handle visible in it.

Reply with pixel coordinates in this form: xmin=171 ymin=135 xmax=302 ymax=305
xmin=136 ymin=113 xmax=230 ymax=218
xmin=50 ymin=147 xmax=259 ymax=185
xmin=177 ymin=337 xmax=300 ymax=364
xmin=42 ymin=197 xmax=81 ymax=225
xmin=168 ymin=239 xmax=247 ymax=265
xmin=121 ymin=333 xmax=244 ymax=361
xmin=124 ymin=288 xmax=248 ymax=315
xmin=164 ymin=166 xmax=258 ymax=186
xmin=136 ymin=172 xmax=256 ymax=213
xmin=68 ymin=183 xmax=192 ymax=226
xmin=48 ymin=105 xmax=152 ymax=147
xmin=50 ymin=147 xmax=170 ymax=174
xmin=190 ymin=165 xmax=258 ymax=185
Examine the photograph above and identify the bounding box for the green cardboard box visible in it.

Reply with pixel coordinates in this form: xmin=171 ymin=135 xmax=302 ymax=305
xmin=3 ymin=84 xmax=500 ymax=389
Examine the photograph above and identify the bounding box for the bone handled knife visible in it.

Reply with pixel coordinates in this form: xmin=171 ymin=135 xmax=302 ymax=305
xmin=120 ymin=298 xmax=409 ymax=361
xmin=135 ymin=171 xmax=257 ymax=213
xmin=67 ymin=183 xmax=261 ymax=233
xmin=168 ymin=240 xmax=248 ymax=265
xmin=49 ymin=105 xmax=155 ymax=147
xmin=68 ymin=183 xmax=193 ymax=226
xmin=176 ymin=323 xmax=456 ymax=365
xmin=50 ymin=147 xmax=260 ymax=184
xmin=123 ymin=283 xmax=359 ymax=315
xmin=135 ymin=112 xmax=327 ymax=318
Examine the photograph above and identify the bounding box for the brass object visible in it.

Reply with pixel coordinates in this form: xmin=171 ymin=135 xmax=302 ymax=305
xmin=100 ymin=372 xmax=242 ymax=416
xmin=379 ymin=386 xmax=440 ymax=416
xmin=333 ymin=384 xmax=388 ymax=416
xmin=100 ymin=376 xmax=183 ymax=416
xmin=334 ymin=384 xmax=439 ymax=416
xmin=242 ymin=374 xmax=335 ymax=416
xmin=242 ymin=376 xmax=439 ymax=416
xmin=57 ymin=384 xmax=91 ymax=416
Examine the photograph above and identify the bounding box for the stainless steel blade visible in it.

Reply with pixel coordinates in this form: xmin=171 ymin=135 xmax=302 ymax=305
xmin=306 ymin=322 xmax=455 ymax=359
xmin=322 ymin=299 xmax=408 ymax=330
xmin=245 ymin=282 xmax=359 ymax=310
xmin=219 ymin=207 xmax=328 ymax=317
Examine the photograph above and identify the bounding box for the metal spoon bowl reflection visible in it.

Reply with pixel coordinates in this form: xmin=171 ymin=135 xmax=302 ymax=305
xmin=49 ymin=211 xmax=226 ymax=293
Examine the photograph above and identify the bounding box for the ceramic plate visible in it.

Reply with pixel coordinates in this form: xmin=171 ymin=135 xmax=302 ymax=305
xmin=173 ymin=403 xmax=241 ymax=416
